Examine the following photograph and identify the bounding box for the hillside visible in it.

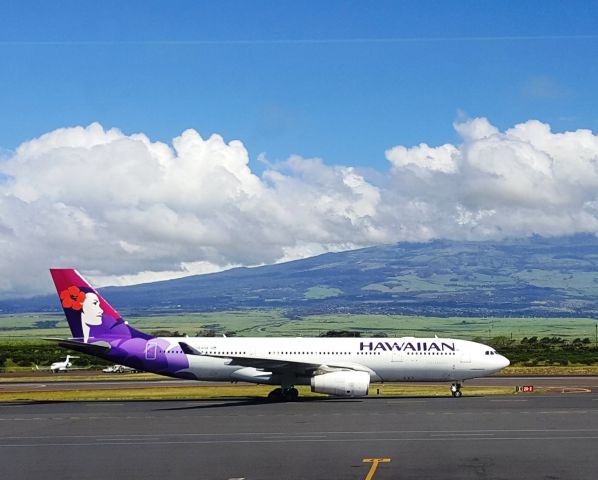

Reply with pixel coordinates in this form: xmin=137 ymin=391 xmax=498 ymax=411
xmin=3 ymin=235 xmax=598 ymax=317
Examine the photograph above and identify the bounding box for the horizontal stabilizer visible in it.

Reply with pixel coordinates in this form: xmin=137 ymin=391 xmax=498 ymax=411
xmin=43 ymin=338 xmax=112 ymax=356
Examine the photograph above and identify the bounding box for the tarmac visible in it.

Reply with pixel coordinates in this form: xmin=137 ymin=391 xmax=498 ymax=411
xmin=1 ymin=392 xmax=597 ymax=479
xmin=1 ymin=375 xmax=597 ymax=393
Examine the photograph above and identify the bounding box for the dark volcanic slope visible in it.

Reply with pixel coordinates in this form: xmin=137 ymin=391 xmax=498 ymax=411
xmin=4 ymin=235 xmax=598 ymax=317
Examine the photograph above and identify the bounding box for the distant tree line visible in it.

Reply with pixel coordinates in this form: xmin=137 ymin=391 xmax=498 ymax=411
xmin=478 ymin=335 xmax=598 ymax=366
xmin=319 ymin=330 xmax=362 ymax=337
xmin=0 ymin=340 xmax=109 ymax=371
xmin=1 ymin=333 xmax=597 ymax=372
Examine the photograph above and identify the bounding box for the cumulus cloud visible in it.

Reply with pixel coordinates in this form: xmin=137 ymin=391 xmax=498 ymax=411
xmin=1 ymin=118 xmax=598 ymax=297
xmin=383 ymin=117 xmax=598 ymax=239
xmin=0 ymin=124 xmax=382 ymax=296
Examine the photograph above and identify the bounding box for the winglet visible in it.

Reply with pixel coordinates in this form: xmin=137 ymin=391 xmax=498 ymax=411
xmin=179 ymin=342 xmax=203 ymax=356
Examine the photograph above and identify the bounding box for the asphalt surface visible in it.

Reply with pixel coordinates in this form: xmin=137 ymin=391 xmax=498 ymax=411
xmin=1 ymin=393 xmax=597 ymax=479
xmin=1 ymin=376 xmax=598 ymax=392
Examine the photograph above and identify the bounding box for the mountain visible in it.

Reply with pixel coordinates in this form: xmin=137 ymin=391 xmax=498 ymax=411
xmin=3 ymin=235 xmax=598 ymax=317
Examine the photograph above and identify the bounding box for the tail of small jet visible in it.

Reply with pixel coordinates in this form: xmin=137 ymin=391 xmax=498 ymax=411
xmin=49 ymin=269 xmax=150 ymax=344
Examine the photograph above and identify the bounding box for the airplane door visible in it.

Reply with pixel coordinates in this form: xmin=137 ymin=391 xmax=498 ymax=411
xmin=460 ymin=351 xmax=471 ymax=363
xmin=145 ymin=341 xmax=157 ymax=360
xmin=391 ymin=351 xmax=403 ymax=362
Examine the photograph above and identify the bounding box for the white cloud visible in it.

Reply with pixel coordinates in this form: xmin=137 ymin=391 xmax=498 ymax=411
xmin=91 ymin=260 xmax=237 ymax=287
xmin=1 ymin=118 xmax=598 ymax=297
xmin=383 ymin=117 xmax=598 ymax=239
xmin=386 ymin=143 xmax=458 ymax=174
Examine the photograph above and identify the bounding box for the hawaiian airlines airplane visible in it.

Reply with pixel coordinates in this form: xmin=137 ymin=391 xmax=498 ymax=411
xmin=48 ymin=269 xmax=510 ymax=401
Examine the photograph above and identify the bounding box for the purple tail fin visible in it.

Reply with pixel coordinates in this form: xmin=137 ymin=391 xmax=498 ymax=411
xmin=50 ymin=269 xmax=150 ymax=343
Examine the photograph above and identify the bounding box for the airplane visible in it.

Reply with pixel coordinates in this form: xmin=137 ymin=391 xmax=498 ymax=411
xmin=47 ymin=269 xmax=510 ymax=401
xmin=48 ymin=355 xmax=79 ymax=373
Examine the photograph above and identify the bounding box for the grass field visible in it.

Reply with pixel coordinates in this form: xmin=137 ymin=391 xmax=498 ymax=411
xmin=0 ymin=384 xmax=517 ymax=402
xmin=1 ymin=311 xmax=597 ymax=341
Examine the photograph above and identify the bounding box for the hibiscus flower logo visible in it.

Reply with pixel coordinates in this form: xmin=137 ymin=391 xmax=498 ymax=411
xmin=60 ymin=285 xmax=85 ymax=311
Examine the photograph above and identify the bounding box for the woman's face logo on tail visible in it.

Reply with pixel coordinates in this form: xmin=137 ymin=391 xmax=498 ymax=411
xmin=82 ymin=293 xmax=103 ymax=326
xmin=60 ymin=286 xmax=104 ymax=342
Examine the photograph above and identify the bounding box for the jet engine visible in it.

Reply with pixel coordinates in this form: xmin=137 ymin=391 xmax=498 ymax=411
xmin=310 ymin=370 xmax=370 ymax=397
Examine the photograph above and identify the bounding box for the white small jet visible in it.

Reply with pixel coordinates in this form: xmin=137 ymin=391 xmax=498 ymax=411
xmin=49 ymin=355 xmax=79 ymax=373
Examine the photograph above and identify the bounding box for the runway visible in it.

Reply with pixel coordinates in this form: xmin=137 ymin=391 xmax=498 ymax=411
xmin=1 ymin=375 xmax=597 ymax=392
xmin=1 ymin=393 xmax=597 ymax=479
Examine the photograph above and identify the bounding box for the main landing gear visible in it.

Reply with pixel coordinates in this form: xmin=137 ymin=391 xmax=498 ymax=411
xmin=450 ymin=382 xmax=463 ymax=398
xmin=267 ymin=387 xmax=299 ymax=402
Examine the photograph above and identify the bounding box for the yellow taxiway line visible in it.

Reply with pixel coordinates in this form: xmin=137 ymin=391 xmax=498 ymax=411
xmin=362 ymin=458 xmax=391 ymax=480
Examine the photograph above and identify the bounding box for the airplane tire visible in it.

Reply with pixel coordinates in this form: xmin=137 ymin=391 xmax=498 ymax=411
xmin=268 ymin=388 xmax=283 ymax=402
xmin=268 ymin=387 xmax=299 ymax=402
xmin=286 ymin=388 xmax=299 ymax=402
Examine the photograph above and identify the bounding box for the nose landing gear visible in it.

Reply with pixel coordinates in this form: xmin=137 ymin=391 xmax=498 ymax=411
xmin=450 ymin=382 xmax=462 ymax=398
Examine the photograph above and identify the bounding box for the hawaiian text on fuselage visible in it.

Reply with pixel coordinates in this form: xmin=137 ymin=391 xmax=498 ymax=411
xmin=359 ymin=341 xmax=456 ymax=352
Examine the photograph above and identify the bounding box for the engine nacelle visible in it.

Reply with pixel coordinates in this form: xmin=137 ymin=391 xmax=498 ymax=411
xmin=310 ymin=370 xmax=370 ymax=397
xmin=230 ymin=367 xmax=274 ymax=384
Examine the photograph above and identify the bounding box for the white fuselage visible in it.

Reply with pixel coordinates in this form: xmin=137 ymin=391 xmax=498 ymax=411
xmin=50 ymin=361 xmax=71 ymax=372
xmin=161 ymin=336 xmax=509 ymax=385
xmin=49 ymin=355 xmax=76 ymax=373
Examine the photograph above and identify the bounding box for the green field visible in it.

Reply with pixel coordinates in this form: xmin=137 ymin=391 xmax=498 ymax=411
xmin=0 ymin=384 xmax=517 ymax=402
xmin=1 ymin=311 xmax=597 ymax=341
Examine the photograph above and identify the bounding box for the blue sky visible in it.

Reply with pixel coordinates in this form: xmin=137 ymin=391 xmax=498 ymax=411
xmin=1 ymin=1 xmax=597 ymax=171
xmin=3 ymin=1 xmax=598 ymax=295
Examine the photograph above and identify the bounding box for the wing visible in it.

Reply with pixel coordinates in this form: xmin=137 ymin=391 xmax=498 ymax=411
xmin=179 ymin=341 xmax=372 ymax=376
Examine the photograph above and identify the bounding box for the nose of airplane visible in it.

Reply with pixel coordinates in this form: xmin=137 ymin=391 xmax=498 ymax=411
xmin=497 ymin=354 xmax=510 ymax=369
